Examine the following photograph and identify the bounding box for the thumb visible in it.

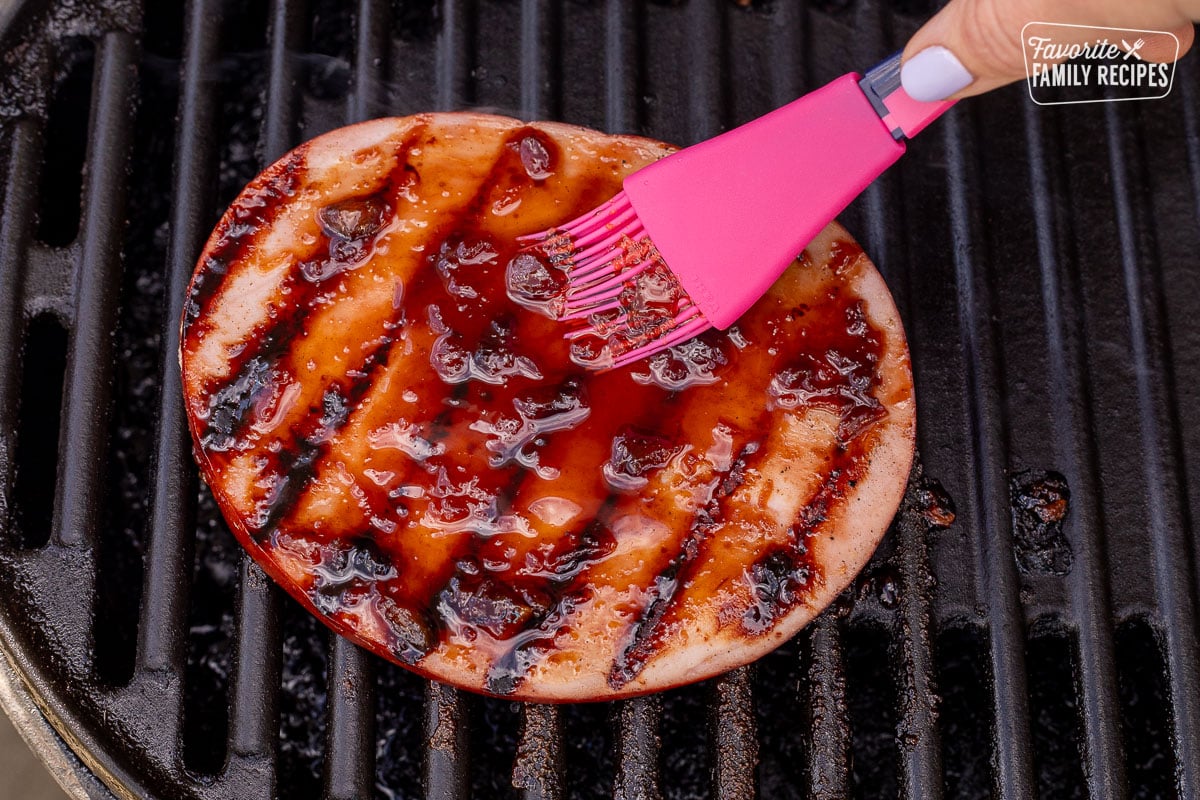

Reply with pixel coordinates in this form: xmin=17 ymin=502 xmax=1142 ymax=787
xmin=900 ymin=0 xmax=1198 ymax=102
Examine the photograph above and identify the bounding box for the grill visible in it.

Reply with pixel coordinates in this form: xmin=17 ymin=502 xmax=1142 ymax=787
xmin=0 ymin=0 xmax=1198 ymax=797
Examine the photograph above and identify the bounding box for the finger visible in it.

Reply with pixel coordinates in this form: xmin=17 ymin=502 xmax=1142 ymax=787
xmin=900 ymin=0 xmax=1196 ymax=102
xmin=1139 ymin=23 xmax=1195 ymax=62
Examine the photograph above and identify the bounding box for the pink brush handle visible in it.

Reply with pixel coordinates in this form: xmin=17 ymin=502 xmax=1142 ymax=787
xmin=623 ymin=56 xmax=952 ymax=330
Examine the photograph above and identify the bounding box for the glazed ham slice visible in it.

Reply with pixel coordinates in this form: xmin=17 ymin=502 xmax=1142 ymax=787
xmin=180 ymin=113 xmax=916 ymax=701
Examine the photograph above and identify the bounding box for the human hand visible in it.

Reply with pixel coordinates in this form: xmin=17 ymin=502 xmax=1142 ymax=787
xmin=899 ymin=0 xmax=1199 ymax=102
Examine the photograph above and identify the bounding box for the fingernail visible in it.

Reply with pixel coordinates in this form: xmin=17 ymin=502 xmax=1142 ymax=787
xmin=900 ymin=46 xmax=974 ymax=102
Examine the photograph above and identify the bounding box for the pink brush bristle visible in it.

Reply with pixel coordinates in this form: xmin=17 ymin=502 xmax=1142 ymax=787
xmin=516 ymin=54 xmax=955 ymax=373
xmin=519 ymin=191 xmax=712 ymax=370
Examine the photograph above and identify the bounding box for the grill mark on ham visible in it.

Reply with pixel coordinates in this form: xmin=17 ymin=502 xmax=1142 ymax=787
xmin=196 ymin=129 xmax=428 ymax=451
xmin=606 ymin=442 xmax=763 ymax=689
xmin=249 ymin=305 xmax=407 ymax=539
xmin=183 ymin=148 xmax=308 ymax=339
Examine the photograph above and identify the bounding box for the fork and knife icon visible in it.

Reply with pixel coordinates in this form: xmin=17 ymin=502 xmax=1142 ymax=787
xmin=1121 ymin=38 xmax=1146 ymax=60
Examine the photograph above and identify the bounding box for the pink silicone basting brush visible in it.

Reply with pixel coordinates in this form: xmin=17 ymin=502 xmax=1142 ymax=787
xmin=519 ymin=53 xmax=952 ymax=369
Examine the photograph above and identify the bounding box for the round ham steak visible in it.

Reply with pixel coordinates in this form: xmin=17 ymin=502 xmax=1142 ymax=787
xmin=180 ymin=113 xmax=916 ymax=701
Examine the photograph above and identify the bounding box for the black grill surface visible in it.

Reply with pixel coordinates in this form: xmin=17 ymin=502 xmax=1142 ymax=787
xmin=1 ymin=1 xmax=1199 ymax=798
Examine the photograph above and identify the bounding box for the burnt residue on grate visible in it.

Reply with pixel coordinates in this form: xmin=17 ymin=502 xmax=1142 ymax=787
xmin=1010 ymin=470 xmax=1073 ymax=576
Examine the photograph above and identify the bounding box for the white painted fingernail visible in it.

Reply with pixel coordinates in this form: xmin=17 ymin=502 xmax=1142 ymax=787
xmin=900 ymin=46 xmax=974 ymax=102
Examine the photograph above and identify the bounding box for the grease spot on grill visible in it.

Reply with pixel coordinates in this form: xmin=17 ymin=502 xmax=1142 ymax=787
xmin=858 ymin=565 xmax=901 ymax=609
xmin=914 ymin=475 xmax=956 ymax=529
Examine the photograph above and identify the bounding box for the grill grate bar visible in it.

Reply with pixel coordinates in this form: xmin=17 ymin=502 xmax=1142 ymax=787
xmin=602 ymin=0 xmax=637 ymax=133
xmin=519 ymin=0 xmax=558 ymax=121
xmin=323 ymin=637 xmax=376 ymax=800
xmin=0 ymin=121 xmax=42 ymax=539
xmin=135 ymin=0 xmax=222 ymax=680
xmin=52 ymin=31 xmax=138 ymax=552
xmin=1183 ymin=60 xmax=1200 ymax=239
xmin=435 ymin=0 xmax=474 ymax=111
xmin=513 ymin=703 xmax=565 ymax=800
xmin=803 ymin=615 xmax=849 ymax=799
xmin=765 ymin=0 xmax=803 ymax=108
xmin=263 ymin=0 xmax=307 ymax=162
xmin=683 ymin=0 xmax=725 ymax=144
xmin=612 ymin=696 xmax=662 ymax=800
xmin=1021 ymin=99 xmax=1128 ymax=797
xmin=709 ymin=667 xmax=757 ymax=800
xmin=350 ymin=0 xmax=390 ymax=124
xmin=894 ymin=476 xmax=944 ymax=800
xmin=942 ymin=108 xmax=1037 ymax=799
xmin=222 ymin=0 xmax=312 ymax=775
xmin=226 ymin=560 xmax=282 ymax=769
xmin=1103 ymin=101 xmax=1200 ymax=796
xmin=423 ymin=682 xmax=470 ymax=800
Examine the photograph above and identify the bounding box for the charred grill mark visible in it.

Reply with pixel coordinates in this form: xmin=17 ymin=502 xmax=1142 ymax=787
xmin=183 ymin=148 xmax=308 ymax=337
xmin=482 ymin=433 xmax=754 ymax=696
xmin=250 ymin=309 xmax=406 ymax=540
xmin=198 ymin=301 xmax=315 ymax=451
xmin=376 ymin=130 xmax=585 ymax=655
xmin=483 ymin=518 xmax=616 ymax=696
xmin=607 ymin=531 xmax=708 ymax=690
xmin=266 ymin=131 xmax=544 ymax=576
xmin=254 ymin=437 xmax=323 ymax=539
xmin=608 ymin=378 xmax=887 ymax=682
xmin=741 ymin=450 xmax=870 ymax=633
xmin=470 ymin=382 xmax=684 ymax=696
xmin=606 ymin=443 xmax=763 ymax=690
xmin=603 ymin=288 xmax=890 ymax=685
xmin=202 ymin=355 xmax=274 ymax=452
xmin=195 ymin=128 xmax=428 ymax=447
xmin=419 ymin=375 xmax=597 ymax=658
xmin=303 ymin=534 xmax=434 ymax=665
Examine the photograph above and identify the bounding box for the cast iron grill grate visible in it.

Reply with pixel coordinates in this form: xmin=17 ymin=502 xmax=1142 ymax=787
xmin=0 ymin=0 xmax=1198 ymax=798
